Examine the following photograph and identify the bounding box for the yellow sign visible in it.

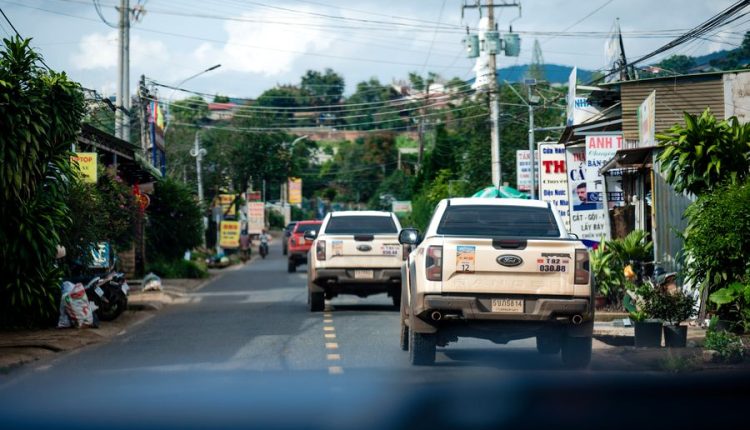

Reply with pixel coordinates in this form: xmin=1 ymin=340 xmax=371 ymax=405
xmin=217 ymin=194 xmax=237 ymax=216
xmin=71 ymin=152 xmax=98 ymax=183
xmin=219 ymin=220 xmax=241 ymax=249
xmin=288 ymin=177 xmax=302 ymax=205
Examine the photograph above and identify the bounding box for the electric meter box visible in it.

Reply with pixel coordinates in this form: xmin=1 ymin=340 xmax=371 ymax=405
xmin=504 ymin=33 xmax=521 ymax=57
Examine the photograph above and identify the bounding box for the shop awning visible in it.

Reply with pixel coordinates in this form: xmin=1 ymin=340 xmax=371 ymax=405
xmin=599 ymin=145 xmax=657 ymax=174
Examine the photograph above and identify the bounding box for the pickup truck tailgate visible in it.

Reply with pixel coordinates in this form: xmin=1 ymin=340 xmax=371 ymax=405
xmin=324 ymin=234 xmax=402 ymax=268
xmin=441 ymin=238 xmax=579 ymax=295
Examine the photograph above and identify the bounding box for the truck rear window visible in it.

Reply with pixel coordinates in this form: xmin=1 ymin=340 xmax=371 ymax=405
xmin=324 ymin=216 xmax=397 ymax=234
xmin=437 ymin=205 xmax=560 ymax=237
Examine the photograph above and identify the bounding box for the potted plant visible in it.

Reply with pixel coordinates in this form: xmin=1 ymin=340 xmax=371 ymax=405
xmin=590 ymin=242 xmax=624 ymax=309
xmin=657 ymin=287 xmax=697 ymax=347
xmin=630 ymin=284 xmax=663 ymax=347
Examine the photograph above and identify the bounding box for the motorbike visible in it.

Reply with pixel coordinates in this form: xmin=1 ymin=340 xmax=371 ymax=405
xmin=84 ymin=271 xmax=129 ymax=322
xmin=259 ymin=242 xmax=269 ymax=259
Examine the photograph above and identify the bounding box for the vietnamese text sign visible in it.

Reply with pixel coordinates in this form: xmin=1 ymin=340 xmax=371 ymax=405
xmin=567 ymin=145 xmax=609 ymax=242
xmin=392 ymin=201 xmax=412 ymax=214
xmin=247 ymin=202 xmax=264 ymax=234
xmin=217 ymin=194 xmax=237 ymax=216
xmin=71 ymin=152 xmax=97 ymax=183
xmin=538 ymin=143 xmax=570 ymax=230
xmin=219 ymin=220 xmax=240 ymax=249
xmin=516 ymin=150 xmax=539 ymax=192
xmin=586 ymin=135 xmax=625 ymax=208
xmin=288 ymin=177 xmax=302 ymax=205
xmin=638 ymin=90 xmax=656 ymax=147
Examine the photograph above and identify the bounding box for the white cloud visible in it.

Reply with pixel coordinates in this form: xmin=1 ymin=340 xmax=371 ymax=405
xmin=192 ymin=8 xmax=335 ymax=77
xmin=72 ymin=31 xmax=170 ymax=71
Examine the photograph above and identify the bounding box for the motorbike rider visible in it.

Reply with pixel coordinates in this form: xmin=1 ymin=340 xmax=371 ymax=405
xmin=259 ymin=229 xmax=270 ymax=255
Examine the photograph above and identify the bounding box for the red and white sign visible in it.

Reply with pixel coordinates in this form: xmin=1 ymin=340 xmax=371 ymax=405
xmin=538 ymin=143 xmax=570 ymax=230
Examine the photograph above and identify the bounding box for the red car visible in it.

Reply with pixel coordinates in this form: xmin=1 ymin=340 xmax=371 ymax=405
xmin=287 ymin=220 xmax=323 ymax=273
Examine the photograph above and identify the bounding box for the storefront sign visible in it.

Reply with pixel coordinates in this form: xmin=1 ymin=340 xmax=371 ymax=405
xmin=288 ymin=177 xmax=302 ymax=205
xmin=247 ymin=202 xmax=264 ymax=235
xmin=392 ymin=201 xmax=412 ymax=214
xmin=567 ymin=144 xmax=610 ymax=242
xmin=516 ymin=149 xmax=539 ymax=192
xmin=71 ymin=152 xmax=97 ymax=183
xmin=586 ymin=135 xmax=625 ymax=208
xmin=219 ymin=221 xmax=240 ymax=249
xmin=538 ymin=143 xmax=570 ymax=230
xmin=638 ymin=90 xmax=656 ymax=147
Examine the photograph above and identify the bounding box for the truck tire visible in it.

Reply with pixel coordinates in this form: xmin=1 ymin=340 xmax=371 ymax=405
xmin=536 ymin=333 xmax=562 ymax=354
xmin=409 ymin=329 xmax=436 ymax=365
xmin=400 ymin=319 xmax=409 ymax=351
xmin=287 ymin=260 xmax=296 ymax=273
xmin=309 ymin=291 xmax=324 ymax=312
xmin=561 ymin=336 xmax=592 ymax=369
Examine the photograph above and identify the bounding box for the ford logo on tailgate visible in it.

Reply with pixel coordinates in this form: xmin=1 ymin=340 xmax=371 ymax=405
xmin=357 ymin=244 xmax=372 ymax=252
xmin=496 ymin=255 xmax=523 ymax=267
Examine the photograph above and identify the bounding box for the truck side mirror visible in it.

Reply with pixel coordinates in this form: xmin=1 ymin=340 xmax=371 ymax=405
xmin=398 ymin=228 xmax=420 ymax=245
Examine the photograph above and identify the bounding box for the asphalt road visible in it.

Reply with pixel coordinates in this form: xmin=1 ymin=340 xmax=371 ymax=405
xmin=2 ymin=241 xmax=749 ymax=429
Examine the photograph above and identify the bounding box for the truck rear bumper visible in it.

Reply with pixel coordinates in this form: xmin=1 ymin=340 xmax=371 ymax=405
xmin=310 ymin=268 xmax=401 ymax=296
xmin=410 ymin=293 xmax=593 ymax=336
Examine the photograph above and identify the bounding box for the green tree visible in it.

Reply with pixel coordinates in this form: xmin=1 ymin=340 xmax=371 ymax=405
xmin=147 ymin=178 xmax=203 ymax=261
xmin=213 ymin=94 xmax=230 ymax=103
xmin=657 ymin=55 xmax=696 ymax=74
xmin=300 ymin=68 xmax=345 ymax=107
xmin=656 ymin=108 xmax=750 ymax=195
xmin=170 ymin=95 xmax=209 ymax=124
xmin=345 ymin=78 xmax=401 ymax=130
xmin=0 ymin=37 xmax=86 ymax=327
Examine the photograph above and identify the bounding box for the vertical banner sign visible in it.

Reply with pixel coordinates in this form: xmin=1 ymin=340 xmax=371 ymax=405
xmin=586 ymin=135 xmax=625 ymax=208
xmin=516 ymin=150 xmax=539 ymax=192
xmin=566 ymin=67 xmax=577 ymax=126
xmin=218 ymin=194 xmax=237 ymax=216
xmin=247 ymin=202 xmax=265 ymax=235
xmin=538 ymin=143 xmax=570 ymax=230
xmin=567 ymin=145 xmax=609 ymax=242
xmin=71 ymin=152 xmax=98 ymax=183
xmin=638 ymin=90 xmax=656 ymax=147
xmin=288 ymin=177 xmax=302 ymax=205
xmin=219 ymin=221 xmax=240 ymax=249
xmin=392 ymin=201 xmax=412 ymax=214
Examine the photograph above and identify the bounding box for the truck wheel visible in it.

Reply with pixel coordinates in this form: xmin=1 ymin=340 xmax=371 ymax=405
xmin=536 ymin=334 xmax=562 ymax=354
xmin=399 ymin=319 xmax=409 ymax=351
xmin=287 ymin=260 xmax=296 ymax=273
xmin=409 ymin=329 xmax=436 ymax=365
xmin=561 ymin=336 xmax=592 ymax=369
xmin=309 ymin=291 xmax=324 ymax=312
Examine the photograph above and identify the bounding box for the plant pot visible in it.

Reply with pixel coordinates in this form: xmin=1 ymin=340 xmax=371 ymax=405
xmin=595 ymin=295 xmax=607 ymax=310
xmin=663 ymin=324 xmax=687 ymax=348
xmin=634 ymin=320 xmax=662 ymax=347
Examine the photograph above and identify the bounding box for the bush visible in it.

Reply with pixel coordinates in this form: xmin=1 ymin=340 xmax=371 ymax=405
xmin=0 ymin=37 xmax=85 ymax=328
xmin=146 ymin=258 xmax=208 ymax=279
xmin=705 ymin=320 xmax=744 ymax=362
xmin=147 ymin=178 xmax=203 ymax=261
xmin=683 ymin=180 xmax=750 ymax=295
xmin=266 ymin=208 xmax=284 ymax=228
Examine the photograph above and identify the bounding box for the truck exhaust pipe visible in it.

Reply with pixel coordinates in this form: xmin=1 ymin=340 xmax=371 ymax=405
xmin=571 ymin=314 xmax=583 ymax=325
xmin=431 ymin=311 xmax=442 ymax=321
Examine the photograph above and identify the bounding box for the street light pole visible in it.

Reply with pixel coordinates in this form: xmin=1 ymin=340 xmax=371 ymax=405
xmin=281 ymin=135 xmax=308 ymax=225
xmin=163 ymin=64 xmax=221 ymax=136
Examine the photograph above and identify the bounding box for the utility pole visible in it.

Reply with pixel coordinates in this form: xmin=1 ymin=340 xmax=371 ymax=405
xmin=190 ymin=131 xmax=207 ymax=246
xmin=115 ymin=0 xmax=130 ymax=141
xmin=487 ymin=0 xmax=501 ymax=188
xmin=138 ymin=74 xmax=148 ymax=154
xmin=527 ymin=81 xmax=536 ymax=199
xmin=462 ymin=0 xmax=521 ymax=189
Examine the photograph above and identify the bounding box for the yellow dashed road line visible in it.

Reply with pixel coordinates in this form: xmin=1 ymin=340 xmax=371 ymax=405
xmin=324 ymin=333 xmax=336 ymax=339
xmin=323 ymin=326 xmax=335 ymax=332
xmin=323 ymin=312 xmax=342 ymax=375
xmin=328 ymin=366 xmax=344 ymax=375
xmin=325 ymin=342 xmax=339 ymax=349
xmin=327 ymin=353 xmax=341 ymax=361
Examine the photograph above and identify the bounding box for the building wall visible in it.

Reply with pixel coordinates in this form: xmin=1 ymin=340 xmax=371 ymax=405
xmin=620 ymin=75 xmax=724 ymax=142
xmin=652 ymin=156 xmax=696 ymax=273
xmin=723 ymin=71 xmax=750 ymax=123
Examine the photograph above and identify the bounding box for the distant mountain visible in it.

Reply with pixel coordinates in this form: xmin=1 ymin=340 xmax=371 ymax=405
xmin=466 ymin=64 xmax=596 ymax=85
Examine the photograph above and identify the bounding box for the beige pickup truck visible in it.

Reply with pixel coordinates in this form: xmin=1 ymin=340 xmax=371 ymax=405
xmin=306 ymin=211 xmax=403 ymax=312
xmin=398 ymin=198 xmax=593 ymax=367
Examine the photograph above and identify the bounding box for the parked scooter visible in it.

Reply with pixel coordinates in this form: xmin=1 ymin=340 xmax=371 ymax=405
xmin=84 ymin=271 xmax=129 ymax=322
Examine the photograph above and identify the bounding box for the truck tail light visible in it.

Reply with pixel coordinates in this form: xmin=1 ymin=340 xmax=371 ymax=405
xmin=316 ymin=240 xmax=326 ymax=261
xmin=575 ymin=249 xmax=590 ymax=284
xmin=425 ymin=246 xmax=443 ymax=281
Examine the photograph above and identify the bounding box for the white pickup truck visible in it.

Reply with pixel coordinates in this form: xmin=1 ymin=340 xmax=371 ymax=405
xmin=398 ymin=197 xmax=593 ymax=367
xmin=306 ymin=211 xmax=403 ymax=312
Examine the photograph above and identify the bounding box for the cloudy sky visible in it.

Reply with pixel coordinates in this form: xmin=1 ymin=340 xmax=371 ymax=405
xmin=0 ymin=0 xmax=745 ymax=100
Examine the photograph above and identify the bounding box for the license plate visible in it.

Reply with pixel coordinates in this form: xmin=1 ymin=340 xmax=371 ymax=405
xmin=491 ymin=298 xmax=524 ymax=313
xmin=95 ymin=286 xmax=104 ymax=297
xmin=354 ymin=270 xmax=374 ymax=279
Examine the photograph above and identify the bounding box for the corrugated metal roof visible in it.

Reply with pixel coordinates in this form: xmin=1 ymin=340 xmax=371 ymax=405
xmin=620 ymin=75 xmax=724 ymax=141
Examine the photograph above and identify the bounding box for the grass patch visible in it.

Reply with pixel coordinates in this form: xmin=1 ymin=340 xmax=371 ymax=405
xmin=147 ymin=258 xmax=208 ymax=279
